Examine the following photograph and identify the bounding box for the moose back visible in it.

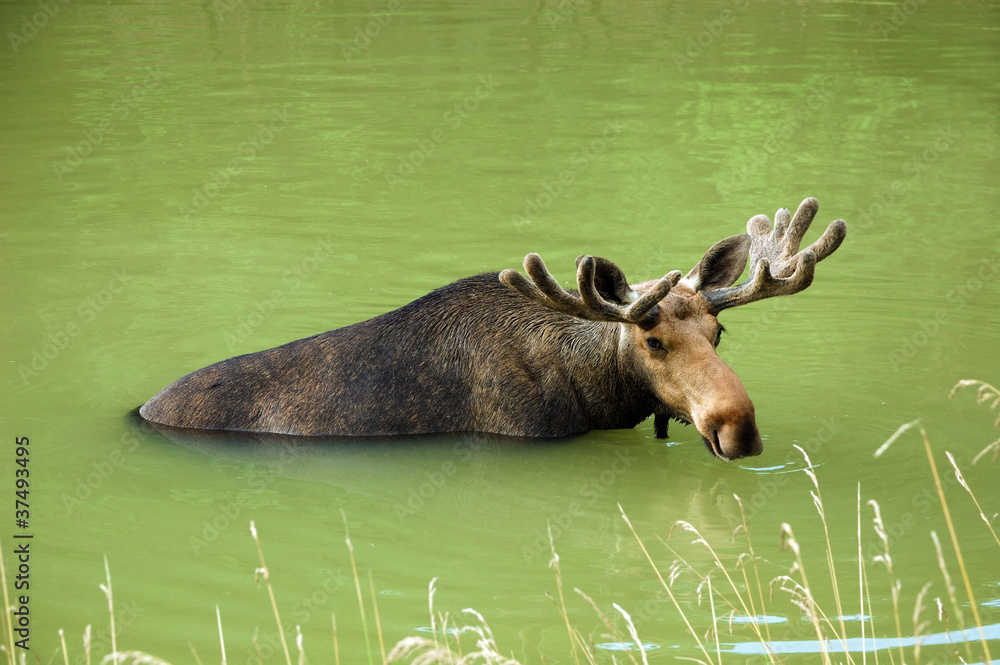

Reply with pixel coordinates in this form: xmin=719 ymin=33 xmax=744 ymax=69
xmin=140 ymin=198 xmax=846 ymax=461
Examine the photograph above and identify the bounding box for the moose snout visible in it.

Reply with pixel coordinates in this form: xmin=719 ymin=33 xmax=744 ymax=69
xmin=707 ymin=417 xmax=763 ymax=460
xmin=693 ymin=400 xmax=763 ymax=461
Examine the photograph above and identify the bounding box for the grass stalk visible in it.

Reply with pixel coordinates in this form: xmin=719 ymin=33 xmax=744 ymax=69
xmin=340 ymin=511 xmax=375 ymax=665
xmin=367 ymin=570 xmax=387 ymax=664
xmin=857 ymin=484 xmax=866 ymax=665
xmin=60 ymin=629 xmax=70 ymax=665
xmin=911 ymin=582 xmax=933 ymax=664
xmin=619 ymin=504 xmax=716 ymax=665
xmin=427 ymin=578 xmax=439 ymax=651
xmin=733 ymin=495 xmax=779 ymax=663
xmin=249 ymin=521 xmax=293 ymax=665
xmin=548 ymin=524 xmax=581 ymax=665
xmin=861 ymin=567 xmax=877 ymax=665
xmin=916 ymin=426 xmax=991 ymax=663
xmin=930 ymin=531 xmax=965 ymax=662
xmin=100 ymin=556 xmax=118 ymax=665
xmin=612 ymin=604 xmax=648 ymax=665
xmin=295 ymin=626 xmax=305 ymax=665
xmin=868 ymin=499 xmax=904 ymax=665
xmin=216 ymin=606 xmax=227 ymax=665
xmin=733 ymin=564 xmax=782 ymax=665
xmin=945 ymin=451 xmax=1000 ymax=549
xmin=574 ymin=588 xmax=639 ymax=665
xmin=794 ymin=444 xmax=850 ymax=657
xmin=951 ymin=380 xmax=1000 ymax=462
xmin=777 ymin=523 xmax=831 ymax=665
xmin=706 ymin=575 xmax=720 ymax=664
xmin=331 ymin=615 xmax=340 ymax=665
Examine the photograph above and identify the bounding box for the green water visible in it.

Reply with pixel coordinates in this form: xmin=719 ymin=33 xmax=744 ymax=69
xmin=2 ymin=0 xmax=999 ymax=662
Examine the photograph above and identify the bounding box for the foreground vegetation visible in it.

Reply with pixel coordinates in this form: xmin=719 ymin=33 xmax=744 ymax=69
xmin=3 ymin=381 xmax=998 ymax=665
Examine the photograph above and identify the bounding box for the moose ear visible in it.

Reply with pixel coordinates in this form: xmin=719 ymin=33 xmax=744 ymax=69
xmin=683 ymin=234 xmax=751 ymax=293
xmin=575 ymin=255 xmax=633 ymax=305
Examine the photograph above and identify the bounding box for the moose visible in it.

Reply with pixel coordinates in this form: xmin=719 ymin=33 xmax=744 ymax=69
xmin=140 ymin=197 xmax=846 ymax=461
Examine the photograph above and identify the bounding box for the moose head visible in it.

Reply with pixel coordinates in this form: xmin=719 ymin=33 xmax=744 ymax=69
xmin=500 ymin=197 xmax=846 ymax=460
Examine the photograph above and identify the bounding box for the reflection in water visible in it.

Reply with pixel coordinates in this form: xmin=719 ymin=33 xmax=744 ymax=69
xmin=729 ymin=614 xmax=788 ymax=625
xmin=728 ymin=622 xmax=1000 ymax=657
xmin=596 ymin=641 xmax=662 ymax=652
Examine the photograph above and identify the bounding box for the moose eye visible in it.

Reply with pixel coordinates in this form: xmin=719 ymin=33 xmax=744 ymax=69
xmin=646 ymin=337 xmax=664 ymax=352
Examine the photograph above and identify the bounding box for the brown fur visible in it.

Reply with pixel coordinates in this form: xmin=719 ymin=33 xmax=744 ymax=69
xmin=141 ymin=274 xmax=657 ymax=440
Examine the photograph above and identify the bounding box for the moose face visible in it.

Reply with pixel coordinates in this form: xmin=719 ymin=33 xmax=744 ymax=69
xmin=626 ymin=281 xmax=762 ymax=461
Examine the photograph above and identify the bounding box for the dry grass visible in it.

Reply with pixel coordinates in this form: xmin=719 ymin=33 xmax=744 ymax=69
xmin=950 ymin=379 xmax=1000 ymax=462
xmin=3 ymin=380 xmax=997 ymax=665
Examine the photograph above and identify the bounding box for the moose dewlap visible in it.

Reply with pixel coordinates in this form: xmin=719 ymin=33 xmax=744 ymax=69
xmin=140 ymin=197 xmax=846 ymax=461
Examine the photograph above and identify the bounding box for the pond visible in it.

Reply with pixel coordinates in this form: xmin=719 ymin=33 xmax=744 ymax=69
xmin=1 ymin=0 xmax=998 ymax=663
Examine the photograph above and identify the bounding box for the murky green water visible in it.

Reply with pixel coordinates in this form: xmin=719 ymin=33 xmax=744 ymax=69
xmin=2 ymin=0 xmax=999 ymax=662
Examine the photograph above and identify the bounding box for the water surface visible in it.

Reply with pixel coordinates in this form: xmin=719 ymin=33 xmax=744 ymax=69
xmin=2 ymin=0 xmax=998 ymax=662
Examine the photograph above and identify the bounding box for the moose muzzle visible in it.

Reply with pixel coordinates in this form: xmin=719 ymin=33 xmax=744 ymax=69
xmin=686 ymin=354 xmax=763 ymax=460
xmin=696 ymin=410 xmax=763 ymax=460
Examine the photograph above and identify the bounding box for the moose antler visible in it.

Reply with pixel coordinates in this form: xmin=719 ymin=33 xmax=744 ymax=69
xmin=703 ymin=197 xmax=846 ymax=312
xmin=500 ymin=254 xmax=681 ymax=326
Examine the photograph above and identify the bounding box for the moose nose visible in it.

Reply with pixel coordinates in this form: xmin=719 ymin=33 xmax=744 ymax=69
xmin=706 ymin=418 xmax=762 ymax=460
xmin=695 ymin=405 xmax=763 ymax=461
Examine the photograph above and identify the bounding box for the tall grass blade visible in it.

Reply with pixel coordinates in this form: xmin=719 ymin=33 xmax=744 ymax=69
xmin=777 ymin=523 xmax=831 ymax=665
xmin=945 ymin=451 xmax=1000 ymax=549
xmin=916 ymin=426 xmax=991 ymax=663
xmin=101 ymin=556 xmax=117 ymax=665
xmin=574 ymin=588 xmax=639 ymax=665
xmin=340 ymin=511 xmax=375 ymax=665
xmin=868 ymin=499 xmax=904 ymax=665
xmin=367 ymin=570 xmax=386 ymax=664
xmin=216 ymin=605 xmax=227 ymax=665
xmin=548 ymin=524 xmax=581 ymax=665
xmin=857 ymin=484 xmax=866 ymax=665
xmin=873 ymin=420 xmax=920 ymax=459
xmin=249 ymin=522 xmax=292 ymax=665
xmin=60 ymin=629 xmax=70 ymax=665
xmin=427 ymin=578 xmax=439 ymax=650
xmin=331 ymin=615 xmax=340 ymax=665
xmin=794 ymin=445 xmax=850 ymax=658
xmin=733 ymin=496 xmax=781 ymax=664
xmin=612 ymin=604 xmax=648 ymax=665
